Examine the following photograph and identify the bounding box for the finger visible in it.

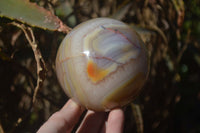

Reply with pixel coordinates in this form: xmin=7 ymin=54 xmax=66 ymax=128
xmin=37 ymin=99 xmax=85 ymax=133
xmin=76 ymin=110 xmax=107 ymax=133
xmin=106 ymin=109 xmax=124 ymax=133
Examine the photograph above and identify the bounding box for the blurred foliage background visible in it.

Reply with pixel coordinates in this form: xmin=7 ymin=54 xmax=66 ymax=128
xmin=0 ymin=0 xmax=200 ymax=133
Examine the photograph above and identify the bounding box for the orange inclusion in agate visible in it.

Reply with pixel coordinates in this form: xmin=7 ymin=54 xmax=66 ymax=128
xmin=87 ymin=60 xmax=108 ymax=82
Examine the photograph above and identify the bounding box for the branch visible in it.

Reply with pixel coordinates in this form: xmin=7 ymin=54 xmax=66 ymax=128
xmin=11 ymin=22 xmax=47 ymax=104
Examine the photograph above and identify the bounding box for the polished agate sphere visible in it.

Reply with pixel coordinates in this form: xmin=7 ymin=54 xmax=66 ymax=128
xmin=56 ymin=18 xmax=149 ymax=111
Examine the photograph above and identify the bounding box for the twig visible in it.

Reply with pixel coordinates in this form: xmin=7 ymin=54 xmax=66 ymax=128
xmin=171 ymin=0 xmax=185 ymax=27
xmin=11 ymin=22 xmax=47 ymax=104
xmin=177 ymin=29 xmax=191 ymax=63
xmin=146 ymin=24 xmax=168 ymax=45
xmin=131 ymin=103 xmax=144 ymax=133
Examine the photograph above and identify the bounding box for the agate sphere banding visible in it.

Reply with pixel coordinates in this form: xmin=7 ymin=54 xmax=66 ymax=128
xmin=56 ymin=18 xmax=149 ymax=111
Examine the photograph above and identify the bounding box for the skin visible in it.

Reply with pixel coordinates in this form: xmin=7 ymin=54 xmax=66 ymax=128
xmin=37 ymin=99 xmax=124 ymax=133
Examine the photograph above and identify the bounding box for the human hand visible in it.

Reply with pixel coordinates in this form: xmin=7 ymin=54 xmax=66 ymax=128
xmin=37 ymin=99 xmax=124 ymax=133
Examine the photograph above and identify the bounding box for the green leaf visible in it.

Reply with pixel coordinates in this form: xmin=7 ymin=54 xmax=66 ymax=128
xmin=0 ymin=0 xmax=71 ymax=33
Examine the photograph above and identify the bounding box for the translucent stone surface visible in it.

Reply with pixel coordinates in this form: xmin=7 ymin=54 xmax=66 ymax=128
xmin=56 ymin=18 xmax=149 ymax=111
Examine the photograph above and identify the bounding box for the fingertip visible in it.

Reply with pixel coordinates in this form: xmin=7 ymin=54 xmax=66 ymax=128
xmin=107 ymin=108 xmax=124 ymax=133
xmin=110 ymin=108 xmax=124 ymax=117
xmin=61 ymin=99 xmax=85 ymax=113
